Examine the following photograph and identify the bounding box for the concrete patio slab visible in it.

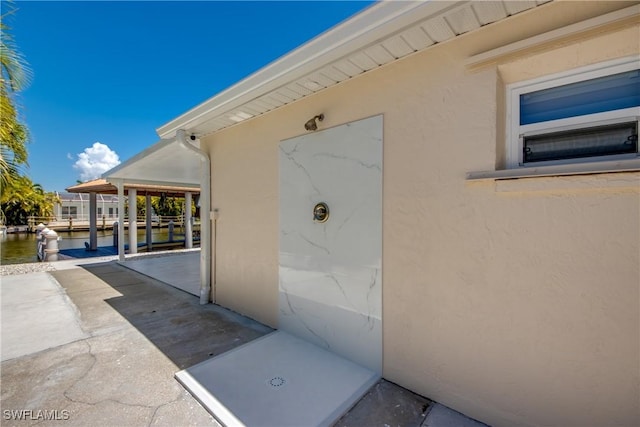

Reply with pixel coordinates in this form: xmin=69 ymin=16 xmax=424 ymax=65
xmin=119 ymin=251 xmax=200 ymax=297
xmin=1 ymin=260 xmax=268 ymax=426
xmin=1 ymin=331 xmax=216 ymax=427
xmin=335 ymin=379 xmax=431 ymax=426
xmin=422 ymin=404 xmax=488 ymax=427
xmin=1 ymin=273 xmax=88 ymax=361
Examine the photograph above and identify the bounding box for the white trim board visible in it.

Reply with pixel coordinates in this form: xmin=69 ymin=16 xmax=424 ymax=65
xmin=466 ymin=4 xmax=640 ymax=69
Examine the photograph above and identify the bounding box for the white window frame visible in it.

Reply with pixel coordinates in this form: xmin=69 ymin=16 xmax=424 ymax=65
xmin=62 ymin=206 xmax=78 ymax=219
xmin=506 ymin=56 xmax=640 ymax=169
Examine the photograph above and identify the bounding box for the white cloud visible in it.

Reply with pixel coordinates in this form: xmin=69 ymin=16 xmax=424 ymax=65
xmin=73 ymin=142 xmax=121 ymax=182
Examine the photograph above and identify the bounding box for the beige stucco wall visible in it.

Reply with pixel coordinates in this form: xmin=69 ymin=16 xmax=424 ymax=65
xmin=202 ymin=2 xmax=639 ymax=426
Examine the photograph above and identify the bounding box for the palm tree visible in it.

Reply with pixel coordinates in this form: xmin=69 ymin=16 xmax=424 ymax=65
xmin=0 ymin=176 xmax=57 ymax=225
xmin=0 ymin=174 xmax=30 ymax=224
xmin=0 ymin=5 xmax=31 ymax=187
xmin=0 ymin=95 xmax=29 ymax=186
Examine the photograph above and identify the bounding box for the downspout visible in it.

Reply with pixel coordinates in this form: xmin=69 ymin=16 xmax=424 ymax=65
xmin=176 ymin=129 xmax=212 ymax=305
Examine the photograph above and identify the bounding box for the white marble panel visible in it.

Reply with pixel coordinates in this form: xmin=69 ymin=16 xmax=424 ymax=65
xmin=279 ymin=115 xmax=382 ymax=373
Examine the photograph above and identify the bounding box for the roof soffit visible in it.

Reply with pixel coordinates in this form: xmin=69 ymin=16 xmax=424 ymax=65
xmin=102 ymin=138 xmax=201 ymax=186
xmin=157 ymin=0 xmax=558 ymax=139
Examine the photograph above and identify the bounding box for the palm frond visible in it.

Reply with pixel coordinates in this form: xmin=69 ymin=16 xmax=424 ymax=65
xmin=0 ymin=7 xmax=32 ymax=92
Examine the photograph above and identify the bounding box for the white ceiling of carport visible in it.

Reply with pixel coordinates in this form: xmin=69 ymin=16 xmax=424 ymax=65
xmin=103 ymin=138 xmax=202 ymax=186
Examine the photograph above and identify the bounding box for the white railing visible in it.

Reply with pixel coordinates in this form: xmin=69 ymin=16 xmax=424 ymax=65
xmin=27 ymin=215 xmax=200 ymax=230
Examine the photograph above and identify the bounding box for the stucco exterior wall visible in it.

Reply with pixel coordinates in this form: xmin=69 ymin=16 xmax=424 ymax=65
xmin=202 ymin=3 xmax=639 ymax=426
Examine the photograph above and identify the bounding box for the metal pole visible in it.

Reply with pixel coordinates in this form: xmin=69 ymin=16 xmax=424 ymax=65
xmin=80 ymin=193 xmax=84 ymax=221
xmin=168 ymin=221 xmax=174 ymax=242
xmin=128 ymin=189 xmax=137 ymax=254
xmin=116 ymin=180 xmax=125 ymax=262
xmin=146 ymin=194 xmax=152 ymax=251
xmin=89 ymin=192 xmax=97 ymax=250
xmin=185 ymin=191 xmax=193 ymax=249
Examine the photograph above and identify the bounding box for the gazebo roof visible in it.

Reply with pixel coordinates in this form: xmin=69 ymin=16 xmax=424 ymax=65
xmin=66 ymin=178 xmax=200 ymax=197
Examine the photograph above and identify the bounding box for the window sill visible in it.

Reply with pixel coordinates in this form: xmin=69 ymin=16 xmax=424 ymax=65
xmin=466 ymin=159 xmax=640 ymax=181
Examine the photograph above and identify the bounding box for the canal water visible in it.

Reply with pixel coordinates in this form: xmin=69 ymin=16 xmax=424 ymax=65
xmin=1 ymin=229 xmax=173 ymax=265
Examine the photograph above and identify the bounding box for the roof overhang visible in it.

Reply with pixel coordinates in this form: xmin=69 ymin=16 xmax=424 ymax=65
xmin=156 ymin=0 xmax=555 ymax=139
xmin=102 ymin=0 xmax=637 ymax=189
xmin=102 ymin=137 xmax=201 ymax=188
xmin=66 ymin=178 xmax=200 ymax=196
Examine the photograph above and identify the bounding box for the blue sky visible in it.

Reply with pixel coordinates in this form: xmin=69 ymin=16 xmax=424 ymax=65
xmin=8 ymin=1 xmax=374 ymax=191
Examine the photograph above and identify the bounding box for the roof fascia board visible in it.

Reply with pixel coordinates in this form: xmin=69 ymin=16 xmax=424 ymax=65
xmin=157 ymin=0 xmax=467 ymax=138
xmin=105 ymin=177 xmax=200 ymax=189
xmin=102 ymin=138 xmax=177 ymax=179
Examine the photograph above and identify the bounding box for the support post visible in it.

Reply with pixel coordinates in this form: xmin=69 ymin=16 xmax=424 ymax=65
xmin=146 ymin=194 xmax=153 ymax=251
xmin=89 ymin=192 xmax=97 ymax=250
xmin=168 ymin=221 xmax=174 ymax=242
xmin=176 ymin=130 xmax=211 ymax=305
xmin=116 ymin=180 xmax=125 ymax=262
xmin=128 ymin=189 xmax=137 ymax=254
xmin=185 ymin=192 xmax=193 ymax=249
xmin=80 ymin=194 xmax=84 ymax=221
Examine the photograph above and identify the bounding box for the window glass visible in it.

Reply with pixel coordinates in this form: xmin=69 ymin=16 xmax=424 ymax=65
xmin=520 ymin=70 xmax=640 ymax=125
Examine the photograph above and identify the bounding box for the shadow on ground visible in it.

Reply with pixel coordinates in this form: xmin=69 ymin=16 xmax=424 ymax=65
xmin=73 ymin=261 xmax=271 ymax=369
xmin=51 ymin=260 xmax=432 ymax=426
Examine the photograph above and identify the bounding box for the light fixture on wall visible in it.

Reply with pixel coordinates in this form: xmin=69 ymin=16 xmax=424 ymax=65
xmin=304 ymin=114 xmax=324 ymax=132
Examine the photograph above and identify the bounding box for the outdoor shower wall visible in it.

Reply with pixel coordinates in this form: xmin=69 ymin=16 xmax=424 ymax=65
xmin=278 ymin=116 xmax=382 ymax=373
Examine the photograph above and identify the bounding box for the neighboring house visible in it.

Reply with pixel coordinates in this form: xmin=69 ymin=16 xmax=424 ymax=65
xmin=54 ymin=192 xmax=119 ymax=220
xmin=104 ymin=1 xmax=639 ymax=426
